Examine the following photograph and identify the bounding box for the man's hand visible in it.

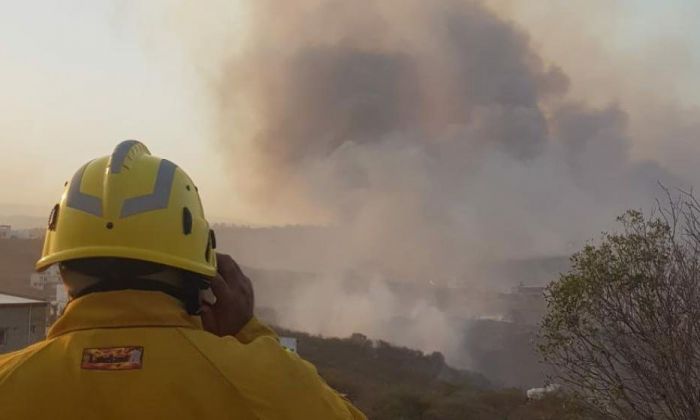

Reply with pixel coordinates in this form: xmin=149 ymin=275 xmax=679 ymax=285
xmin=200 ymin=253 xmax=255 ymax=337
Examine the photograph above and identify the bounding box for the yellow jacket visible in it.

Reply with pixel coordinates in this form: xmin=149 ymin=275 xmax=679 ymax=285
xmin=0 ymin=290 xmax=367 ymax=420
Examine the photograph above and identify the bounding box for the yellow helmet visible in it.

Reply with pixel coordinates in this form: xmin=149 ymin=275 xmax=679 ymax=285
xmin=36 ymin=140 xmax=217 ymax=277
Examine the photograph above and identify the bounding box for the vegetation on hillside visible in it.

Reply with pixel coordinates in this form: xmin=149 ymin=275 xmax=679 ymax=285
xmin=281 ymin=329 xmax=603 ymax=419
xmin=540 ymin=194 xmax=700 ymax=419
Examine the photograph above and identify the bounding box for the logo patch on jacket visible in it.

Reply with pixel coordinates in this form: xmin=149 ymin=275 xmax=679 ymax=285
xmin=81 ymin=346 xmax=144 ymax=370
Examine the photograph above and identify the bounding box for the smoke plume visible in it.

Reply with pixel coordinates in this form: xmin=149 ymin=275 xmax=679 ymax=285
xmin=216 ymin=0 xmax=674 ymax=277
xmin=125 ymin=0 xmax=693 ymax=377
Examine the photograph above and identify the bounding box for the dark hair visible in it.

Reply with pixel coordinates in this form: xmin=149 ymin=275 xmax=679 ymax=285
xmin=61 ymin=258 xmax=209 ymax=315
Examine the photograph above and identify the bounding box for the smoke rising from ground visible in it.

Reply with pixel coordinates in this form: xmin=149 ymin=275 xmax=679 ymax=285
xmin=217 ymin=0 xmax=675 ymax=276
xmin=126 ymin=0 xmax=694 ymax=372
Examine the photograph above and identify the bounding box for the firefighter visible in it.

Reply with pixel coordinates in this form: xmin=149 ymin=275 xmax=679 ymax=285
xmin=0 ymin=140 xmax=366 ymax=420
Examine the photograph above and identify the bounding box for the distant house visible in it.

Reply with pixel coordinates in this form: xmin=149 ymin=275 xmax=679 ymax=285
xmin=54 ymin=285 xmax=69 ymax=316
xmin=0 ymin=225 xmax=10 ymax=239
xmin=13 ymin=228 xmax=43 ymax=240
xmin=280 ymin=336 xmax=298 ymax=353
xmin=29 ymin=265 xmax=67 ymax=320
xmin=0 ymin=293 xmax=48 ymax=353
xmin=29 ymin=265 xmax=61 ymax=291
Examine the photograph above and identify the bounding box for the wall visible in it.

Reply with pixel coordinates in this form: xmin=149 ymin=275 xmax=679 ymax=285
xmin=0 ymin=304 xmax=47 ymax=353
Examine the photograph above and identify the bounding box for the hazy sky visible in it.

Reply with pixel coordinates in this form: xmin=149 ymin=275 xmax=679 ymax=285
xmin=0 ymin=0 xmax=245 ymax=222
xmin=1 ymin=0 xmax=698 ymax=225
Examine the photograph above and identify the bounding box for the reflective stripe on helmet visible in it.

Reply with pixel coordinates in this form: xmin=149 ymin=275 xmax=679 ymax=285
xmin=66 ymin=163 xmax=103 ymax=217
xmin=120 ymin=159 xmax=177 ymax=218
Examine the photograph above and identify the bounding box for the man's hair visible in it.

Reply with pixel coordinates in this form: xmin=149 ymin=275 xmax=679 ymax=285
xmin=60 ymin=258 xmax=208 ymax=314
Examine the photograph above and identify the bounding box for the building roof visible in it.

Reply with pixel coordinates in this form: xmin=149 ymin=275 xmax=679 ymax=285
xmin=0 ymin=293 xmax=46 ymax=305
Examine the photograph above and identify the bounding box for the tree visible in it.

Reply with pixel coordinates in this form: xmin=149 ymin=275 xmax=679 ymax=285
xmin=539 ymin=192 xmax=700 ymax=419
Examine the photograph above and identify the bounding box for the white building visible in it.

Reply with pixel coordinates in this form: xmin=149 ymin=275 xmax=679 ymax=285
xmin=280 ymin=336 xmax=298 ymax=353
xmin=53 ymin=284 xmax=69 ymax=316
xmin=0 ymin=225 xmax=10 ymax=239
xmin=30 ymin=265 xmax=61 ymax=291
xmin=13 ymin=228 xmax=43 ymax=239
xmin=29 ymin=265 xmax=68 ymax=319
xmin=0 ymin=293 xmax=48 ymax=353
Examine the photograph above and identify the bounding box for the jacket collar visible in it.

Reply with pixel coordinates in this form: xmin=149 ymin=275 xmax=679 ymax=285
xmin=48 ymin=290 xmax=202 ymax=339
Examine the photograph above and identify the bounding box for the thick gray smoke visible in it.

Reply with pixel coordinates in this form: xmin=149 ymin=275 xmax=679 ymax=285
xmin=218 ymin=0 xmax=674 ymax=277
xmin=128 ymin=0 xmax=687 ymax=375
xmin=198 ymin=0 xmax=683 ymax=370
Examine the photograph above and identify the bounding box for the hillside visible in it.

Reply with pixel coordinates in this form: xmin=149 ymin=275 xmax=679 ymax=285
xmin=286 ymin=329 xmax=602 ymax=419
xmin=212 ymin=224 xmax=570 ymax=286
xmin=0 ymin=237 xmax=552 ymax=389
xmin=0 ymin=238 xmax=602 ymax=418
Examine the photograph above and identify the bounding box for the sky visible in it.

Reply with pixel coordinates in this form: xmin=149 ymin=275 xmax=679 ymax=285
xmin=0 ymin=0 xmax=244 ymax=222
xmin=1 ymin=0 xmax=698 ymax=226
xmin=1 ymin=0 xmax=699 ymax=368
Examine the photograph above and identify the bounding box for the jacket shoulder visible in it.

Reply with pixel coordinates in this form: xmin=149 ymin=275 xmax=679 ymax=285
xmin=177 ymin=328 xmax=361 ymax=419
xmin=0 ymin=340 xmax=53 ymax=380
